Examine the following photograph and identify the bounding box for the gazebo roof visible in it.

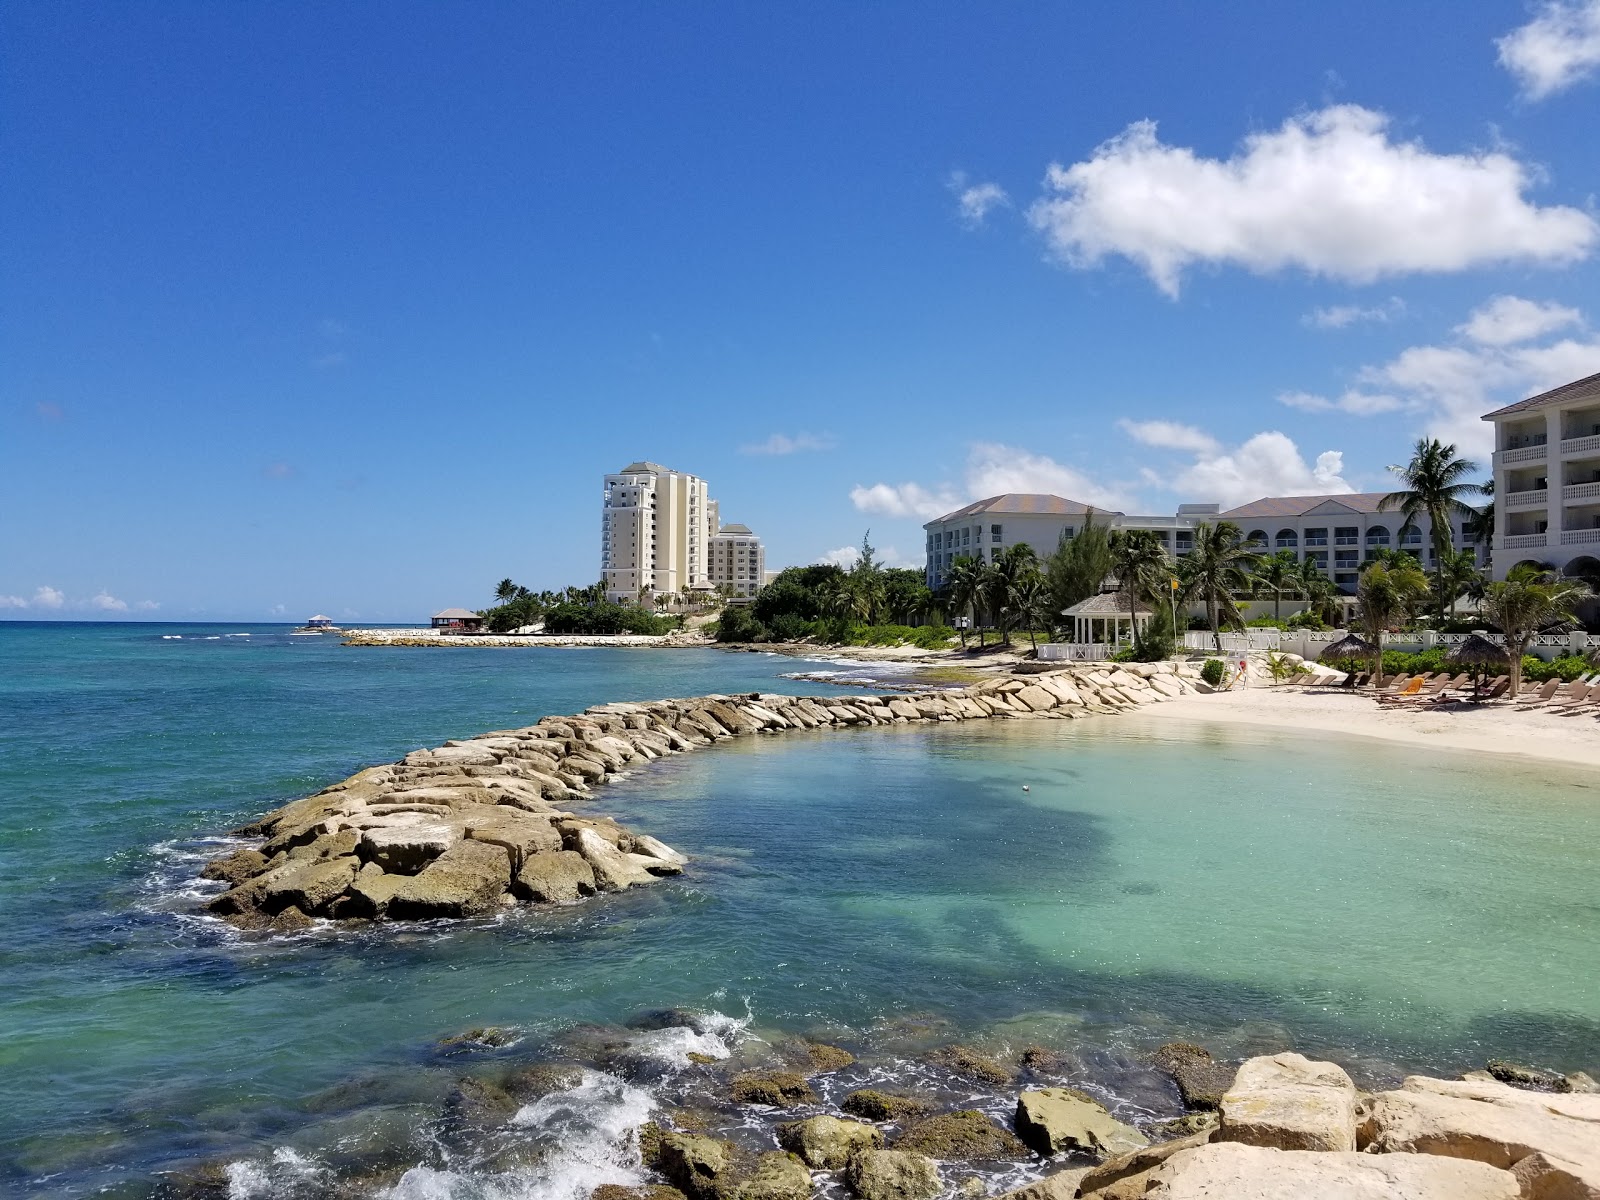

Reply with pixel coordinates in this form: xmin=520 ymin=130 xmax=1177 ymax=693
xmin=432 ymin=607 xmax=479 ymax=619
xmin=1062 ymin=593 xmax=1155 ymax=617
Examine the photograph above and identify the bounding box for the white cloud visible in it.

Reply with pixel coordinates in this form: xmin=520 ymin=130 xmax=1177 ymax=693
xmin=1117 ymin=419 xmax=1220 ymax=454
xmin=948 ymin=171 xmax=1010 ymax=227
xmin=0 ymin=586 xmax=157 ymax=615
xmin=1026 ymin=105 xmax=1596 ymax=297
xmin=1455 ymin=294 xmax=1583 ymax=345
xmin=32 ymin=585 xmax=64 ymax=609
xmin=1277 ymin=389 xmax=1411 ymax=416
xmin=90 ymin=591 xmax=129 ymax=612
xmin=135 ymin=600 xmax=160 ymax=611
xmin=1497 ymin=0 xmax=1600 ymax=99
xmin=1136 ymin=431 xmax=1353 ymax=508
xmin=851 ymin=443 xmax=1129 ymax=524
xmin=819 ymin=543 xmax=918 ymax=569
xmin=0 ymin=594 xmax=26 ymax=609
xmin=1303 ymin=298 xmax=1406 ymax=329
xmin=739 ymin=432 xmax=836 ymax=456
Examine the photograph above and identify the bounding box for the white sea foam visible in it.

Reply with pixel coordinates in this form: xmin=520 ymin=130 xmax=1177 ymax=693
xmin=226 ymin=1147 xmax=330 ymax=1199
xmin=621 ymin=1008 xmax=747 ymax=1069
xmin=162 ymin=634 xmax=182 ymax=639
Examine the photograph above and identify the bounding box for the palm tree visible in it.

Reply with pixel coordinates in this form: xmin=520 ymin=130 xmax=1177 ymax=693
xmin=1433 ymin=549 xmax=1481 ymax=619
xmin=1294 ymin=557 xmax=1340 ymax=626
xmin=1178 ymin=521 xmax=1256 ymax=652
xmin=1354 ymin=560 xmax=1431 ymax=685
xmin=1480 ymin=565 xmax=1591 ymax=696
xmin=1013 ymin=567 xmax=1052 ymax=654
xmin=1252 ymin=549 xmax=1300 ymax=624
xmin=494 ymin=578 xmax=518 ymax=606
xmin=988 ymin=544 xmax=1039 ymax=645
xmin=1379 ymin=438 xmax=1485 ymax=619
xmin=1108 ymin=530 xmax=1170 ymax=653
xmin=946 ymin=555 xmax=984 ymax=649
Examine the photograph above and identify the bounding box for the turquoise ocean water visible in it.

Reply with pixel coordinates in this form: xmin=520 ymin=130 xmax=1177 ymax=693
xmin=2 ymin=623 xmax=1597 ymax=1197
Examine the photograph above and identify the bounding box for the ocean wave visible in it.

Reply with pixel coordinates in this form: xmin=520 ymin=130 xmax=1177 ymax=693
xmin=227 ymin=1147 xmax=330 ymax=1199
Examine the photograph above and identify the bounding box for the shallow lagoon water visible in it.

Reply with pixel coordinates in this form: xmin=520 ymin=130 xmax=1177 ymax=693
xmin=2 ymin=624 xmax=1597 ymax=1195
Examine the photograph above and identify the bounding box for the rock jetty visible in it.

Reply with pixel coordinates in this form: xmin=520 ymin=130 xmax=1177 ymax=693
xmin=202 ymin=663 xmax=1198 ymax=928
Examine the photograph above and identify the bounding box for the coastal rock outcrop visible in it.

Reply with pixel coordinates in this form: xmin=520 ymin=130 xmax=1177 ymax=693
xmin=845 ymin=1148 xmax=942 ymax=1200
xmin=202 ymin=665 xmax=1198 ymax=927
xmin=1217 ymin=1051 xmax=1358 ymax=1152
xmin=1013 ymin=1087 xmax=1148 ymax=1158
xmin=1138 ymin=1142 xmax=1521 ymax=1198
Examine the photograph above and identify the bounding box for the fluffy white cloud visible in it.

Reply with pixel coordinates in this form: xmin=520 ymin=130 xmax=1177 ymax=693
xmin=0 ymin=586 xmax=157 ymax=614
xmin=1277 ymin=389 xmax=1410 ymax=416
xmin=90 ymin=591 xmax=129 ymax=612
xmin=1137 ymin=431 xmax=1353 ymax=508
xmin=1303 ymin=298 xmax=1406 ymax=329
xmin=1117 ymin=419 xmax=1220 ymax=454
xmin=0 ymin=585 xmax=66 ymax=610
xmin=739 ymin=432 xmax=836 ymax=456
xmin=1026 ymin=105 xmax=1596 ymax=297
xmin=818 ymin=543 xmax=918 ymax=569
xmin=948 ymin=171 xmax=1010 ymax=227
xmin=1497 ymin=0 xmax=1600 ymax=99
xmin=1455 ymin=294 xmax=1583 ymax=346
xmin=851 ymin=443 xmax=1129 ymax=523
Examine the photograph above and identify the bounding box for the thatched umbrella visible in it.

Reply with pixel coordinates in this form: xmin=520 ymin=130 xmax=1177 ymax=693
xmin=1319 ymin=633 xmax=1376 ymax=684
xmin=1446 ymin=633 xmax=1511 ymax=698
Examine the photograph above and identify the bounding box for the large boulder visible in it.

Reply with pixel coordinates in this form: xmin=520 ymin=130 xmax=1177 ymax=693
xmin=576 ymin=827 xmax=655 ymax=892
xmin=845 ymin=1149 xmax=942 ymax=1200
xmin=261 ymin=855 xmax=359 ymax=915
xmin=1014 ymin=1088 xmax=1149 ymax=1159
xmin=725 ymin=1151 xmax=812 ymax=1200
xmin=1076 ymin=1131 xmax=1211 ymax=1198
xmin=929 ymin=1045 xmax=1014 ymax=1086
xmin=511 ymin=850 xmax=597 ymax=903
xmin=891 ymin=1110 xmax=1029 ymax=1161
xmin=1151 ymin=1043 xmax=1236 ymax=1111
xmin=655 ymin=1132 xmax=734 ymax=1200
xmin=777 ymin=1114 xmax=883 ymax=1168
xmin=1138 ymin=1142 xmax=1519 ymax=1198
xmin=358 ymin=822 xmax=459 ymax=874
xmin=1360 ymin=1075 xmax=1600 ymax=1196
xmin=994 ymin=1170 xmax=1091 ymax=1200
xmin=729 ymin=1070 xmax=816 ymax=1108
xmin=1217 ymin=1052 xmax=1357 ymax=1152
xmin=841 ymin=1090 xmax=932 ymax=1123
xmin=465 ymin=816 xmax=561 ymax=873
xmin=385 ymin=839 xmax=512 ymax=919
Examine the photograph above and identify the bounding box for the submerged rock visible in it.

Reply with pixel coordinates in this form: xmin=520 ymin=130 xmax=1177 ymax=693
xmin=929 ymin=1044 xmax=1015 ymax=1086
xmin=1485 ymin=1058 xmax=1571 ymax=1093
xmin=725 ymin=1151 xmax=812 ymax=1200
xmin=729 ymin=1070 xmax=816 ymax=1108
xmin=891 ymin=1110 xmax=1029 ymax=1161
xmin=1150 ymin=1042 xmax=1235 ymax=1111
xmin=655 ymin=1131 xmax=738 ymax=1200
xmin=782 ymin=1039 xmax=855 ymax=1074
xmin=841 ymin=1090 xmax=932 ymax=1123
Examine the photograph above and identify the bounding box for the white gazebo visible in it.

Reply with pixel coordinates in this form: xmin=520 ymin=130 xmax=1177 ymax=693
xmin=1062 ymin=592 xmax=1156 ymax=650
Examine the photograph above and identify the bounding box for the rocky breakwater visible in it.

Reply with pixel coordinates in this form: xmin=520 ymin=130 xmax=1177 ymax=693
xmin=201 ymin=663 xmax=1197 ymax=929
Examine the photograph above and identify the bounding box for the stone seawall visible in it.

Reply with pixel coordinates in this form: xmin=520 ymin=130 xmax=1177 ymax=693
xmin=202 ymin=662 xmax=1197 ymax=929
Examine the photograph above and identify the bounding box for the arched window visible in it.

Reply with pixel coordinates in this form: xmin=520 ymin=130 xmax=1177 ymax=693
xmin=1246 ymin=529 xmax=1269 ymax=549
xmin=1275 ymin=528 xmax=1298 ymax=548
xmin=1398 ymin=524 xmax=1422 ymax=546
xmin=1366 ymin=525 xmax=1391 ymax=545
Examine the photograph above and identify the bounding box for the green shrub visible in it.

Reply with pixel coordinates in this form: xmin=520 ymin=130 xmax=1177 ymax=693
xmin=714 ymin=606 xmax=769 ymax=643
xmin=1284 ymin=609 xmax=1331 ymax=631
xmin=1522 ymin=654 xmax=1591 ymax=682
xmin=1245 ymin=615 xmax=1282 ymax=628
xmin=1200 ymin=658 xmax=1226 ymax=687
xmin=766 ymin=613 xmax=808 ymax=643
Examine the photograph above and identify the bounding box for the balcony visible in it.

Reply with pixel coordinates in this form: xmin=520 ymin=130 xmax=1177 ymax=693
xmin=1561 ymin=434 xmax=1600 ymax=456
xmin=1495 ymin=443 xmax=1547 ymax=467
xmin=1564 ymin=482 xmax=1600 ymax=504
xmin=1503 ymin=533 xmax=1547 ymax=549
xmin=1561 ymin=529 xmax=1600 ymax=545
xmin=1504 ymin=488 xmax=1549 ymax=509
xmin=1334 ymin=536 xmax=1359 ymax=546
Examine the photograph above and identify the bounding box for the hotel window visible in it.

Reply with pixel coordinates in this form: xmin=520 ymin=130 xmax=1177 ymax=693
xmin=1304 ymin=528 xmax=1328 ymax=546
xmin=962 ymin=528 xmax=970 ymax=545
xmin=1366 ymin=525 xmax=1391 ymax=546
xmin=991 ymin=524 xmax=1002 ymax=543
xmin=1335 ymin=527 xmax=1359 ymax=545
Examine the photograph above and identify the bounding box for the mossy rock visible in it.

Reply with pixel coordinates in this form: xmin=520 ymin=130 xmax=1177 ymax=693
xmin=781 ymin=1039 xmax=856 ymax=1074
xmin=500 ymin=1062 xmax=584 ymax=1102
xmin=439 ymin=1026 xmax=521 ymax=1051
xmin=1017 ymin=1045 xmax=1062 ymax=1073
xmin=442 ymin=1075 xmax=520 ymax=1125
xmin=1149 ymin=1042 xmax=1234 ymax=1111
xmin=728 ymin=1070 xmax=816 ymax=1108
xmin=891 ymin=1110 xmax=1030 ymax=1161
xmin=722 ymin=1151 xmax=811 ymax=1200
xmin=841 ymin=1089 xmax=932 ymax=1123
xmin=593 ymin=1187 xmax=688 ymax=1200
xmin=1148 ymin=1111 xmax=1219 ymax=1140
xmin=928 ymin=1045 xmax=1014 ymax=1086
xmin=687 ymin=1052 xmax=719 ymax=1065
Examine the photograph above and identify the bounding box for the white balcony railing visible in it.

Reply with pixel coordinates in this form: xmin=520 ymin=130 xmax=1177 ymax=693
xmin=1496 ymin=444 xmax=1548 ymax=467
xmin=1182 ymin=630 xmax=1281 ymax=652
xmin=1560 ymin=434 xmax=1600 ymax=456
xmin=1503 ymin=533 xmax=1548 ymax=549
xmin=1504 ymin=488 xmax=1549 ymax=509
xmin=1563 ymin=482 xmax=1600 ymax=503
xmin=1039 ymin=642 xmax=1109 ymax=661
xmin=1560 ymin=529 xmax=1600 ymax=545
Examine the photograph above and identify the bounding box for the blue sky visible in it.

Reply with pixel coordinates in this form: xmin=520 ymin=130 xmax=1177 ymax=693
xmin=4 ymin=2 xmax=1600 ymax=621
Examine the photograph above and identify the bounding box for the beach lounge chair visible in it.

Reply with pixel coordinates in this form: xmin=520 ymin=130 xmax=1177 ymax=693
xmin=1394 ymin=676 xmax=1425 ymax=696
xmin=1552 ymin=683 xmax=1593 ymax=710
xmin=1482 ymin=676 xmax=1510 ymax=700
xmin=1425 ymin=673 xmax=1457 ymax=694
xmin=1518 ymin=679 xmax=1562 ymax=706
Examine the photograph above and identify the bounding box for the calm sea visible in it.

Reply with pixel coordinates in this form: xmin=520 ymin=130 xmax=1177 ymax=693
xmin=2 ymin=622 xmax=1596 ymax=1197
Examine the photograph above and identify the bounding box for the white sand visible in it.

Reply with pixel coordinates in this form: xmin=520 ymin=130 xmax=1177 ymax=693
xmin=1141 ymin=685 xmax=1600 ymax=768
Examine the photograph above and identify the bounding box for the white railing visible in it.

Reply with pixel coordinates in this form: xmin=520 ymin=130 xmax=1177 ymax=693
xmin=1496 ymin=445 xmax=1547 ymax=466
xmin=1039 ymin=642 xmax=1109 ymax=661
xmin=1560 ymin=434 xmax=1600 ymax=456
xmin=1504 ymin=489 xmax=1548 ymax=509
xmin=1503 ymin=533 xmax=1548 ymax=549
xmin=1182 ymin=630 xmax=1281 ymax=653
xmin=1560 ymin=529 xmax=1600 ymax=545
xmin=1563 ymin=482 xmax=1600 ymax=503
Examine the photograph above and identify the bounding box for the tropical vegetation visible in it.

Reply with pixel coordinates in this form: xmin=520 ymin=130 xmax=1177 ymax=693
xmin=1477 ymin=564 xmax=1592 ymax=695
xmin=1379 ymin=437 xmax=1485 ymax=620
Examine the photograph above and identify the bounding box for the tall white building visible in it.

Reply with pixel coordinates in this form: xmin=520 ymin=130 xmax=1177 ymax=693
xmin=922 ymin=493 xmax=1481 ymax=595
xmin=1483 ymin=369 xmax=1600 ymax=581
xmin=707 ymin=523 xmax=766 ymax=599
xmin=601 ymin=462 xmax=767 ymax=603
xmin=601 ymin=462 xmax=711 ymax=603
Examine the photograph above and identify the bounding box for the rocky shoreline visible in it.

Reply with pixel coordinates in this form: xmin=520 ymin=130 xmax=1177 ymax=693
xmin=201 ymin=664 xmax=1199 ymax=930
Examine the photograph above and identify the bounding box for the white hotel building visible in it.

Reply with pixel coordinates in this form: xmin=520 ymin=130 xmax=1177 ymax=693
xmin=600 ymin=462 xmax=766 ymax=603
xmin=923 ymin=493 xmax=1481 ymax=596
xmin=1483 ymin=369 xmax=1600 ymax=582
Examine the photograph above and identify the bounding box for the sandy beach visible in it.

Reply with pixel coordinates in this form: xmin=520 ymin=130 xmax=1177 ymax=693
xmin=1144 ymin=684 xmax=1600 ymax=768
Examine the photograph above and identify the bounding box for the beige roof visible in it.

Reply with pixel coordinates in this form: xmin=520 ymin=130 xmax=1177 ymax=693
xmin=929 ymin=494 xmax=1107 ymax=524
xmin=715 ymin=523 xmax=754 ymax=535
xmin=617 ymin=460 xmax=680 ymax=476
xmin=1481 ymin=370 xmax=1600 ymax=421
xmin=432 ymin=607 xmax=479 ymax=619
xmin=1062 ymin=592 xmax=1154 ymax=616
xmin=1221 ymin=492 xmax=1394 ymax=520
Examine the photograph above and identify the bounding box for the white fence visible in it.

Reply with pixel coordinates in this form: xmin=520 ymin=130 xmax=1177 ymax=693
xmin=1038 ymin=642 xmax=1110 ymax=661
xmin=1182 ymin=630 xmax=1280 ymax=653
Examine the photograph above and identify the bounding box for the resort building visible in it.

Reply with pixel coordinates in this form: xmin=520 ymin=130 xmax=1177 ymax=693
xmin=430 ymin=608 xmax=483 ymax=631
xmin=1483 ymin=369 xmax=1600 ymax=582
xmin=601 ymin=462 xmax=766 ymax=603
xmin=922 ymin=493 xmax=1482 ymax=595
xmin=707 ymin=523 xmax=767 ymax=599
